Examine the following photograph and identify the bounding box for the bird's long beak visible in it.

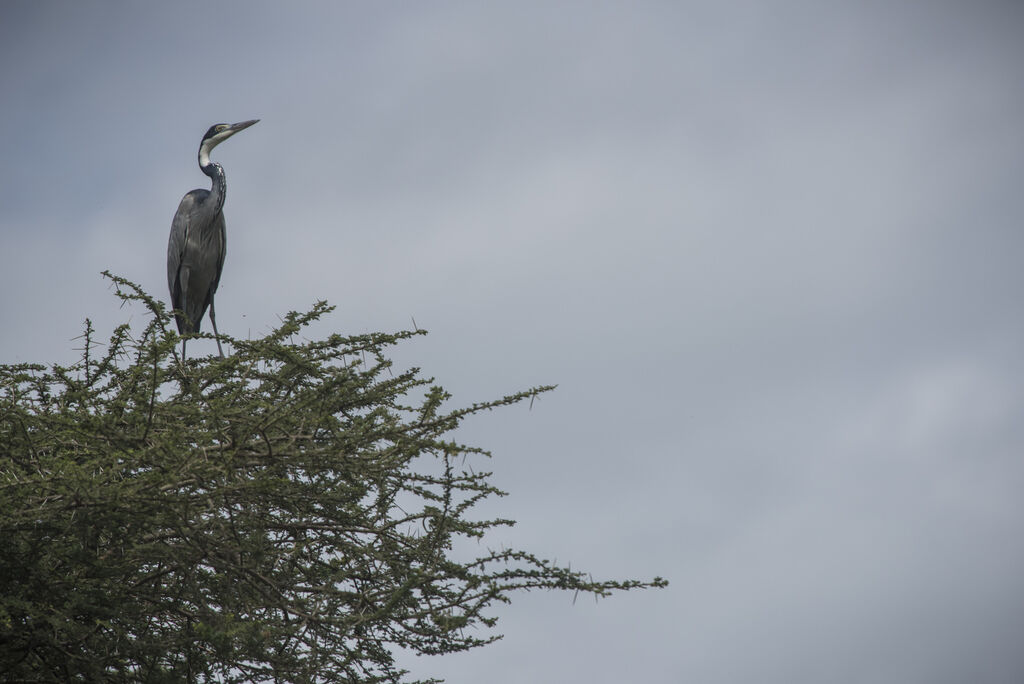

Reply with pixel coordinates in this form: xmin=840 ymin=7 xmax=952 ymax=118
xmin=228 ymin=119 xmax=259 ymax=134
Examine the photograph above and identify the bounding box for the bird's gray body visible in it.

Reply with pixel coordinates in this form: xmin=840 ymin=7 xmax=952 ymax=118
xmin=167 ymin=187 xmax=227 ymax=336
xmin=167 ymin=119 xmax=257 ymax=357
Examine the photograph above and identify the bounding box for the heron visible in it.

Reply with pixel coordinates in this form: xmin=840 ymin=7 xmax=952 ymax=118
xmin=167 ymin=119 xmax=259 ymax=358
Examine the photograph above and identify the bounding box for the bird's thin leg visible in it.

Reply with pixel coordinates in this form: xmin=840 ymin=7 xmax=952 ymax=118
xmin=209 ymin=297 xmax=225 ymax=358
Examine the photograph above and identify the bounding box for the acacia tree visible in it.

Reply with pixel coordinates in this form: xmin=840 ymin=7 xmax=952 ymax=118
xmin=0 ymin=274 xmax=665 ymax=683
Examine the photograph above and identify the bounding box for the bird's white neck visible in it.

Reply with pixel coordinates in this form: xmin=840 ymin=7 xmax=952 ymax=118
xmin=198 ymin=142 xmax=214 ymax=169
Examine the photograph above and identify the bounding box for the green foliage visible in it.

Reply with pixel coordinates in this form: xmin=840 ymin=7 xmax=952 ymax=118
xmin=0 ymin=273 xmax=666 ymax=683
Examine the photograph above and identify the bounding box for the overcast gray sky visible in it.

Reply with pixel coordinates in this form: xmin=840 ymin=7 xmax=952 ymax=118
xmin=3 ymin=1 xmax=1024 ymax=682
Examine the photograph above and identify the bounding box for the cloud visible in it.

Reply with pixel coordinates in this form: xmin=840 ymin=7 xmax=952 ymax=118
xmin=2 ymin=2 xmax=1024 ymax=681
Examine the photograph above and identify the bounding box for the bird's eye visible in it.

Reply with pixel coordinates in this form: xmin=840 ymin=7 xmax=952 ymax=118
xmin=216 ymin=125 xmax=227 ymax=132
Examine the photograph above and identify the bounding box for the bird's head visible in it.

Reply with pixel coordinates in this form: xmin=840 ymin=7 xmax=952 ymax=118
xmin=198 ymin=119 xmax=259 ymax=168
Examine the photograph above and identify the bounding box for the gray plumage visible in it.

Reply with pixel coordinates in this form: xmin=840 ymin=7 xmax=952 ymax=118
xmin=167 ymin=119 xmax=258 ymax=357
